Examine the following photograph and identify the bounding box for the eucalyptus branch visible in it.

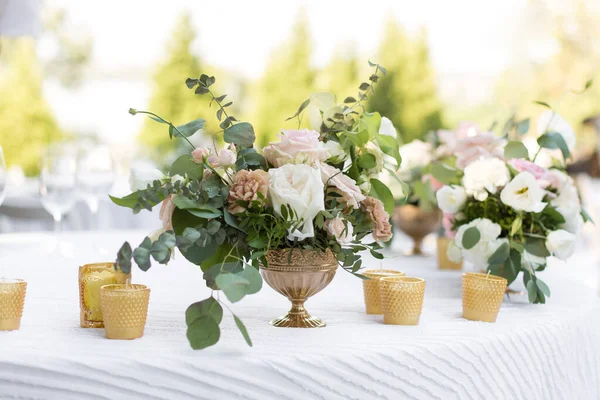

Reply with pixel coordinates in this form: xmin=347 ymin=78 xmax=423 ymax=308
xmin=129 ymin=109 xmax=196 ymax=150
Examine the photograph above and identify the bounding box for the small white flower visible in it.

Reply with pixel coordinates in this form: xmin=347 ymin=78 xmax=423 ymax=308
xmin=324 ymin=140 xmax=347 ymax=163
xmin=500 ymin=172 xmax=546 ymax=212
xmin=537 ymin=110 xmax=576 ymax=151
xmin=436 ymin=185 xmax=467 ymax=214
xmin=129 ymin=165 xmax=166 ymax=191
xmin=170 ymin=174 xmax=185 ymax=185
xmin=462 ymin=158 xmax=510 ymax=201
xmin=446 ymin=240 xmax=463 ymax=263
xmin=454 ymin=218 xmax=506 ymax=268
xmin=546 ymin=229 xmax=576 ymax=260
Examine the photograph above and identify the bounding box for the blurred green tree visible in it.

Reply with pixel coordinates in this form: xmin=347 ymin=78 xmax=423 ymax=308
xmin=319 ymin=48 xmax=360 ymax=101
xmin=251 ymin=11 xmax=315 ymax=146
xmin=0 ymin=39 xmax=63 ymax=176
xmin=367 ymin=20 xmax=444 ymax=143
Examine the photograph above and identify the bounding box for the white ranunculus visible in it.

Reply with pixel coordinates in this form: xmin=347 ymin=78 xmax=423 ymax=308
xmin=462 ymin=158 xmax=510 ymax=201
xmin=129 ymin=165 xmax=166 ymax=191
xmin=454 ymin=218 xmax=507 ymax=268
xmin=379 ymin=116 xmax=397 ymax=137
xmin=268 ymin=164 xmax=325 ymax=240
xmin=397 ymin=140 xmax=433 ymax=180
xmin=546 ymin=229 xmax=576 ymax=260
xmin=537 ymin=110 xmax=576 ymax=151
xmin=436 ymin=185 xmax=467 ymax=214
xmin=500 ymin=172 xmax=546 ymax=212
xmin=447 ymin=240 xmax=463 ymax=263
xmin=324 ymin=140 xmax=347 ymax=163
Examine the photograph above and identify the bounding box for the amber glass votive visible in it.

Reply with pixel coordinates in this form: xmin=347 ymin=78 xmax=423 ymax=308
xmin=100 ymin=284 xmax=150 ymax=340
xmin=79 ymin=263 xmax=130 ymax=328
xmin=379 ymin=277 xmax=426 ymax=325
xmin=0 ymin=279 xmax=27 ymax=331
xmin=462 ymin=272 xmax=507 ymax=323
xmin=362 ymin=269 xmax=405 ymax=315
xmin=437 ymin=237 xmax=463 ymax=270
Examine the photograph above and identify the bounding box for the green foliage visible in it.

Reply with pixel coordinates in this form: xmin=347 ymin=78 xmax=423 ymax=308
xmin=369 ymin=178 xmax=394 ymax=215
xmin=0 ymin=39 xmax=64 ymax=175
xmin=537 ymin=132 xmax=571 ymax=160
xmin=504 ymin=141 xmax=530 ymax=160
xmin=367 ymin=22 xmax=444 ymax=143
xmin=462 ymin=227 xmax=480 ymax=250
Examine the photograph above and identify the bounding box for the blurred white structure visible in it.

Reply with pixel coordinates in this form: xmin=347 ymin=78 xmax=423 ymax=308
xmin=0 ymin=0 xmax=41 ymax=36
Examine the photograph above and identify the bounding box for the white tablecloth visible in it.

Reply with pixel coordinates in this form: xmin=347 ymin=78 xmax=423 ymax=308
xmin=0 ymin=230 xmax=599 ymax=400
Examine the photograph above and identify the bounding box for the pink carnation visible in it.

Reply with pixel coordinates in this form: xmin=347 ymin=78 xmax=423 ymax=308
xmin=361 ymin=196 xmax=393 ymax=242
xmin=455 ymin=132 xmax=504 ymax=169
xmin=263 ymin=129 xmax=329 ymax=167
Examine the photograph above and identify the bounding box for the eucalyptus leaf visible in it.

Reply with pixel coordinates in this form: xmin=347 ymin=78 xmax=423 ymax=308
xmin=224 ymin=122 xmax=255 ymax=147
xmin=186 ymin=297 xmax=223 ymax=325
xmin=536 ymin=277 xmax=551 ymax=297
xmin=375 ymin=134 xmax=401 ymax=168
xmin=504 ymin=141 xmax=529 ymax=160
xmin=215 ymin=273 xmax=250 ymax=303
xmin=369 ymin=178 xmax=394 ymax=215
xmin=233 ymin=314 xmax=252 ymax=347
xmin=186 ymin=316 xmax=220 ymax=350
xmin=240 ymin=266 xmax=262 ymax=295
xmin=488 ymin=242 xmax=510 ymax=265
xmin=175 ymin=118 xmax=205 ymax=138
xmin=525 ymin=237 xmax=550 ymax=257
xmin=170 ymin=155 xmax=204 ymax=180
xmin=430 ymin=163 xmax=460 ymax=185
xmin=515 ymin=119 xmax=530 ymax=135
xmin=526 ymin=280 xmax=538 ymax=303
xmin=116 ymin=242 xmax=132 ymax=274
xmin=462 ymin=227 xmax=481 ymax=250
xmin=537 ymin=131 xmax=570 ymax=160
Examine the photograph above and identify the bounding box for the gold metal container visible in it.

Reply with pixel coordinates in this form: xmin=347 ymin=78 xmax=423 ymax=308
xmin=0 ymin=279 xmax=27 ymax=331
xmin=462 ymin=272 xmax=507 ymax=323
xmin=379 ymin=276 xmax=426 ymax=325
xmin=437 ymin=237 xmax=463 ymax=270
xmin=100 ymin=284 xmax=150 ymax=340
xmin=393 ymin=205 xmax=442 ymax=256
xmin=79 ymin=263 xmax=130 ymax=328
xmin=260 ymin=248 xmax=337 ymax=328
xmin=362 ymin=269 xmax=405 ymax=314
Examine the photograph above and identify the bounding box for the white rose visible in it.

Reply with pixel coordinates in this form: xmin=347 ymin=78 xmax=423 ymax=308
xmin=537 ymin=110 xmax=576 ymax=151
xmin=397 ymin=140 xmax=433 ymax=180
xmin=546 ymin=229 xmax=576 ymax=260
xmin=550 ymin=175 xmax=581 ymax=228
xmin=446 ymin=240 xmax=463 ymax=263
xmin=129 ymin=165 xmax=166 ymax=191
xmin=454 ymin=218 xmax=507 ymax=268
xmin=500 ymin=172 xmax=546 ymax=212
xmin=323 ymin=217 xmax=354 ymax=245
xmin=379 ymin=116 xmax=397 ymax=137
xmin=324 ymin=140 xmax=347 ymax=163
xmin=562 ymin=213 xmax=583 ymax=235
xmin=462 ymin=158 xmax=510 ymax=201
xmin=436 ymin=185 xmax=467 ymax=214
xmin=268 ymin=164 xmax=325 ymax=240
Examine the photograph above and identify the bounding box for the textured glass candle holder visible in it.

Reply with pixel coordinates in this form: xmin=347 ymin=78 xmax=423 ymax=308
xmin=362 ymin=269 xmax=405 ymax=315
xmin=79 ymin=263 xmax=130 ymax=328
xmin=436 ymin=237 xmax=463 ymax=270
xmin=100 ymin=284 xmax=150 ymax=340
xmin=379 ymin=276 xmax=426 ymax=325
xmin=0 ymin=279 xmax=27 ymax=331
xmin=462 ymin=272 xmax=507 ymax=323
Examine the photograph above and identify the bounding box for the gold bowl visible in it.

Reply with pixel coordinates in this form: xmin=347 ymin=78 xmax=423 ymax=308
xmin=260 ymin=248 xmax=337 ymax=328
xmin=393 ymin=205 xmax=442 ymax=256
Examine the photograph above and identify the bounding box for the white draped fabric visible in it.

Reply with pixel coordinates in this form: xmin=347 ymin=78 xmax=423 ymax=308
xmin=0 ymin=230 xmax=598 ymax=399
xmin=0 ymin=0 xmax=40 ymax=37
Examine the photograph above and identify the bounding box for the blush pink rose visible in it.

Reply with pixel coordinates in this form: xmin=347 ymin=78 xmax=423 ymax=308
xmin=507 ymin=159 xmax=552 ymax=188
xmin=319 ymin=162 xmax=366 ymax=209
xmin=159 ymin=194 xmax=176 ymax=230
xmin=422 ymin=174 xmax=444 ymax=192
xmin=323 ymin=217 xmax=354 ymax=244
xmin=263 ymin=129 xmax=329 ymax=167
xmin=208 ymin=149 xmax=236 ymax=168
xmin=455 ymin=132 xmax=504 ymax=169
xmin=442 ymin=213 xmax=456 ymax=238
xmin=192 ymin=147 xmax=210 ymax=163
xmin=361 ymin=196 xmax=392 ymax=242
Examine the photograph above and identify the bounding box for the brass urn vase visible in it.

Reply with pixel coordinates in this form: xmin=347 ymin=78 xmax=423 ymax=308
xmin=260 ymin=248 xmax=337 ymax=328
xmin=393 ymin=204 xmax=442 ymax=256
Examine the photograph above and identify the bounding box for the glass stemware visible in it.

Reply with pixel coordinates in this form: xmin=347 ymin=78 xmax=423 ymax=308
xmin=39 ymin=145 xmax=78 ymax=256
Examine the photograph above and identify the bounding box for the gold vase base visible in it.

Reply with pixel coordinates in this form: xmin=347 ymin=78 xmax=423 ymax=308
xmin=463 ymin=308 xmax=499 ymax=323
xmin=0 ymin=318 xmax=21 ymax=331
xmin=270 ymin=311 xmax=326 ymax=328
xmin=105 ymin=326 xmax=145 ymax=340
xmin=439 ymin=262 xmax=463 ymax=270
xmin=383 ymin=314 xmax=420 ymax=326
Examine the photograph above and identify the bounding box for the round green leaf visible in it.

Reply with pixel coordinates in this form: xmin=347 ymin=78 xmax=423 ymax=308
xmin=186 ymin=297 xmax=223 ymax=325
xmin=462 ymin=227 xmax=481 ymax=250
xmin=240 ymin=266 xmax=263 ymax=295
xmin=504 ymin=141 xmax=529 ymax=160
xmin=186 ymin=316 xmax=220 ymax=350
xmin=215 ymin=273 xmax=250 ymax=303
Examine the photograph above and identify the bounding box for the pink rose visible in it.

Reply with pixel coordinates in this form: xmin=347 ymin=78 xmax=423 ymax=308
xmin=159 ymin=194 xmax=176 ymax=230
xmin=422 ymin=174 xmax=444 ymax=192
xmin=263 ymin=129 xmax=329 ymax=167
xmin=508 ymin=159 xmax=552 ymax=188
xmin=210 ymin=149 xmax=236 ymax=168
xmin=361 ymin=196 xmax=393 ymax=242
xmin=455 ymin=122 xmax=480 ymax=139
xmin=192 ymin=147 xmax=210 ymax=163
xmin=323 ymin=217 xmax=354 ymax=244
xmin=442 ymin=213 xmax=456 ymax=238
xmin=455 ymin=132 xmax=504 ymax=168
xmin=319 ymin=162 xmax=366 ymax=209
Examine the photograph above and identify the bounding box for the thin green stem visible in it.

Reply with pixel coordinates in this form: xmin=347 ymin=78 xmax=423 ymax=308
xmin=136 ymin=110 xmax=196 ymax=150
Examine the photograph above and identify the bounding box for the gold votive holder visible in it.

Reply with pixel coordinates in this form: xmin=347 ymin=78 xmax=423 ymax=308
xmin=100 ymin=284 xmax=150 ymax=340
xmin=437 ymin=237 xmax=463 ymax=270
xmin=79 ymin=262 xmax=130 ymax=328
xmin=0 ymin=279 xmax=27 ymax=331
xmin=462 ymin=272 xmax=507 ymax=323
xmin=379 ymin=277 xmax=426 ymax=325
xmin=362 ymin=269 xmax=405 ymax=315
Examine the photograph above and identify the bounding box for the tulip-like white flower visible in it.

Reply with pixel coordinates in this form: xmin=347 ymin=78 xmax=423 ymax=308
xmin=546 ymin=229 xmax=576 ymax=260
xmin=454 ymin=218 xmax=507 ymax=268
xmin=500 ymin=172 xmax=547 ymax=212
xmin=268 ymin=164 xmax=325 ymax=240
xmin=129 ymin=165 xmax=166 ymax=191
xmin=436 ymin=185 xmax=467 ymax=214
xmin=462 ymin=158 xmax=510 ymax=201
xmin=537 ymin=110 xmax=576 ymax=151
xmin=324 ymin=140 xmax=347 ymax=163
xmin=549 ymin=172 xmax=582 ymax=231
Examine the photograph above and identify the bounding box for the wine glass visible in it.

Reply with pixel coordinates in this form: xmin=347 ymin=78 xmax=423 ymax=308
xmin=39 ymin=145 xmax=78 ymax=256
xmin=76 ymin=143 xmax=115 ymax=230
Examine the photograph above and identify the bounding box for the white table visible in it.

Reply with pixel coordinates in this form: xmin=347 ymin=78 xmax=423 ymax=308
xmin=0 ymin=231 xmax=599 ymax=400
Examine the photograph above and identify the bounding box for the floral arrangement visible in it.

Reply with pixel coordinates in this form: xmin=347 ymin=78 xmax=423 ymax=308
xmin=432 ymin=109 xmax=590 ymax=303
xmin=111 ymin=62 xmax=402 ymax=349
